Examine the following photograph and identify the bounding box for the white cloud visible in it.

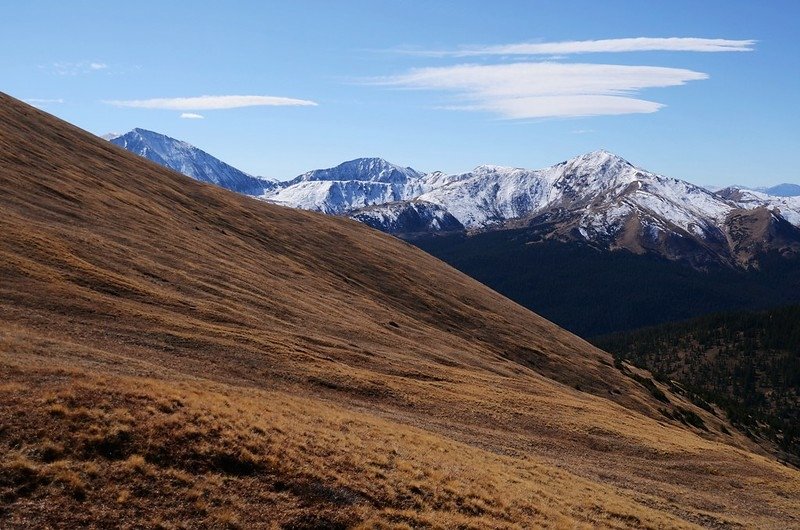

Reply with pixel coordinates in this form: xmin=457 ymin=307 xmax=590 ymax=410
xmin=180 ymin=112 xmax=205 ymax=119
xmin=480 ymin=95 xmax=663 ymax=119
xmin=373 ymin=62 xmax=707 ymax=118
xmin=24 ymin=98 xmax=64 ymax=106
xmin=105 ymin=95 xmax=318 ymax=110
xmin=47 ymin=61 xmax=109 ymax=75
xmin=399 ymin=37 xmax=756 ymax=57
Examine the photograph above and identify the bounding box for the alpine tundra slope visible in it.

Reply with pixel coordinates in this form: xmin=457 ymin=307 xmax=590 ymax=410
xmin=3 ymin=92 xmax=800 ymax=527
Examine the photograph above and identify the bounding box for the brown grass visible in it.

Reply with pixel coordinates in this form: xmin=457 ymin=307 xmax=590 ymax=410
xmin=0 ymin=92 xmax=799 ymax=528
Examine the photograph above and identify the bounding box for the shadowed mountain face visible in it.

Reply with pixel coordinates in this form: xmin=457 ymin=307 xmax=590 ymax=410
xmin=350 ymin=200 xmax=465 ymax=233
xmin=2 ymin=93 xmax=800 ymax=527
xmin=412 ymin=229 xmax=800 ymax=337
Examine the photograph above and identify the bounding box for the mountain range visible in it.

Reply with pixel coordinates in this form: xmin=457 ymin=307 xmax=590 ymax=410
xmin=103 ymin=128 xmax=800 ymax=338
xmin=109 ymin=128 xmax=800 ymax=269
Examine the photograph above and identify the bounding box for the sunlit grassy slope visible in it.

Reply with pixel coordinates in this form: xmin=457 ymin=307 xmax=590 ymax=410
xmin=1 ymin=93 xmax=799 ymax=528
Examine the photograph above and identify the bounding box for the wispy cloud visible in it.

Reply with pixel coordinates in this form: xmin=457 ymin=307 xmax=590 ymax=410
xmin=372 ymin=62 xmax=707 ymax=119
xmin=104 ymin=95 xmax=318 ymax=110
xmin=397 ymin=37 xmax=756 ymax=57
xmin=24 ymin=98 xmax=64 ymax=107
xmin=180 ymin=112 xmax=205 ymax=119
xmin=45 ymin=61 xmax=110 ymax=76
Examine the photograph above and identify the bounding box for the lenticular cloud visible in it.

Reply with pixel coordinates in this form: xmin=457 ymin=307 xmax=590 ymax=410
xmin=106 ymin=95 xmax=318 ymax=110
xmin=374 ymin=62 xmax=708 ymax=119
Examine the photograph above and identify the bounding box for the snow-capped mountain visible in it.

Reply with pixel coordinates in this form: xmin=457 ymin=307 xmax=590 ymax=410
xmin=264 ymin=158 xmax=429 ymax=214
xmin=416 ymin=150 xmax=732 ymax=235
xmin=288 ymin=157 xmax=422 ymax=185
xmin=109 ymin=129 xmax=279 ymax=196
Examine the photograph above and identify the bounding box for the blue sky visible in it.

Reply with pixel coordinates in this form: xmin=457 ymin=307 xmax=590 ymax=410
xmin=2 ymin=1 xmax=798 ymax=185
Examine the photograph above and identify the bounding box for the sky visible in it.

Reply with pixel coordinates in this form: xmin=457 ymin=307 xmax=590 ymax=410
xmin=2 ymin=1 xmax=798 ymax=186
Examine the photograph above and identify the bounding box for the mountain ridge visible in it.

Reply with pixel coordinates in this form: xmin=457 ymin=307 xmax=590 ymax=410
xmin=108 ymin=128 xmax=800 ymax=268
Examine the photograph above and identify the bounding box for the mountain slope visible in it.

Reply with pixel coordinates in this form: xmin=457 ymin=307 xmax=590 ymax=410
xmin=110 ymin=128 xmax=278 ymax=195
xmin=3 ymin=94 xmax=799 ymax=528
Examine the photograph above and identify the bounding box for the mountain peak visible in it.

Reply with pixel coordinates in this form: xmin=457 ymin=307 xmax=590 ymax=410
xmin=109 ymin=128 xmax=276 ymax=195
xmin=129 ymin=127 xmax=156 ymax=136
xmin=127 ymin=128 xmax=182 ymax=142
xmin=339 ymin=157 xmax=419 ymax=173
xmin=553 ymin=150 xmax=636 ymax=184
xmin=338 ymin=157 xmax=410 ymax=172
xmin=344 ymin=156 xmax=393 ymax=164
xmin=291 ymin=157 xmax=422 ymax=184
xmin=571 ymin=149 xmax=632 ymax=167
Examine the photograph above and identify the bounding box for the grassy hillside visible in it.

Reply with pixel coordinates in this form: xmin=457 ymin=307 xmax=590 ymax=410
xmin=1 ymin=93 xmax=799 ymax=528
xmin=411 ymin=230 xmax=800 ymax=337
xmin=596 ymin=305 xmax=800 ymax=465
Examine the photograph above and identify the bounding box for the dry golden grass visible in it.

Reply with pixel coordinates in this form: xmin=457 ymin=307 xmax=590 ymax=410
xmin=1 ymin=92 xmax=799 ymax=528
